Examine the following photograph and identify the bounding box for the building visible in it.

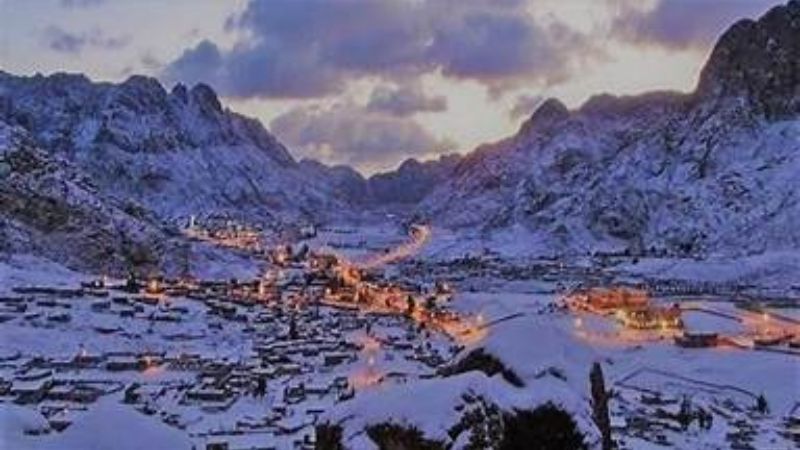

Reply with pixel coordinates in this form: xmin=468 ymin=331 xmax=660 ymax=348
xmin=618 ymin=305 xmax=682 ymax=330
xmin=675 ymin=332 xmax=718 ymax=348
xmin=569 ymin=287 xmax=649 ymax=314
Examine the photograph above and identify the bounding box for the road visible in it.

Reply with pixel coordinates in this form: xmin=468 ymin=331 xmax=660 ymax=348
xmin=359 ymin=224 xmax=431 ymax=270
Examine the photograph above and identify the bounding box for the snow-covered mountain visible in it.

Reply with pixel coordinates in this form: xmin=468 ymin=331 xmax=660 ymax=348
xmin=299 ymin=153 xmax=461 ymax=207
xmin=368 ymin=154 xmax=461 ymax=205
xmin=1 ymin=1 xmax=797 ymax=271
xmin=419 ymin=0 xmax=800 ymax=258
xmin=0 ymin=72 xmax=353 ymax=226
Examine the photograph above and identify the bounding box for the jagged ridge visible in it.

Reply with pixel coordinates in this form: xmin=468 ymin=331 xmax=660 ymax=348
xmin=418 ymin=1 xmax=800 ymax=258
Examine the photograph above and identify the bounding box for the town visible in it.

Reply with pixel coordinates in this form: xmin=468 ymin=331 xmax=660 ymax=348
xmin=0 ymin=222 xmax=490 ymax=449
xmin=2 ymin=220 xmax=798 ymax=449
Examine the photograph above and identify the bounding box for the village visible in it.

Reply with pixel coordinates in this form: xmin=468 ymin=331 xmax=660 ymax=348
xmin=395 ymin=247 xmax=800 ymax=353
xmin=0 ymin=221 xmax=484 ymax=449
xmin=1 ymin=220 xmax=798 ymax=449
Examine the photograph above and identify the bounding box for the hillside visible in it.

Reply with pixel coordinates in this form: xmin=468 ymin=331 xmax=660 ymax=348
xmin=0 ymin=122 xmax=186 ymax=275
xmin=418 ymin=0 xmax=800 ymax=258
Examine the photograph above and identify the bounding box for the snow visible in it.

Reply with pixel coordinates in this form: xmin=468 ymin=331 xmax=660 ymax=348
xmin=0 ymin=5 xmax=797 ymax=448
xmin=419 ymin=95 xmax=800 ymax=261
xmin=617 ymin=251 xmax=800 ymax=290
xmin=0 ymin=255 xmax=89 ymax=295
xmin=37 ymin=396 xmax=193 ymax=450
xmin=0 ymin=71 xmax=355 ymax=227
xmin=0 ymin=404 xmax=50 ymax=448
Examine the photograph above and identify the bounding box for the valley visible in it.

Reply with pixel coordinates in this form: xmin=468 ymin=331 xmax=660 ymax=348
xmin=1 ymin=1 xmax=798 ymax=449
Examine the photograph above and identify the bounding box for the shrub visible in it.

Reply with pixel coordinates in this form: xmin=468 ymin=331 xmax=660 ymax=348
xmin=315 ymin=422 xmax=344 ymax=450
xmin=500 ymin=403 xmax=587 ymax=450
xmin=440 ymin=349 xmax=524 ymax=387
xmin=366 ymin=422 xmax=446 ymax=450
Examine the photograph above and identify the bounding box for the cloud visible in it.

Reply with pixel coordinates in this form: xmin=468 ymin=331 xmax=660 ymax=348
xmin=140 ymin=53 xmax=162 ymax=71
xmin=509 ymin=94 xmax=544 ymax=120
xmin=270 ymin=101 xmax=456 ymax=173
xmin=366 ymin=83 xmax=447 ymax=117
xmin=611 ymin=0 xmax=779 ymax=49
xmin=426 ymin=12 xmax=581 ymax=88
xmin=43 ymin=26 xmax=129 ymax=54
xmin=60 ymin=0 xmax=105 ymax=8
xmin=162 ymin=0 xmax=593 ymax=99
xmin=162 ymin=38 xmax=343 ymax=99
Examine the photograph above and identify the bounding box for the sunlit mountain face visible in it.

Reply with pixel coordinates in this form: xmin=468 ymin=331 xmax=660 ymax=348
xmin=0 ymin=1 xmax=798 ymax=449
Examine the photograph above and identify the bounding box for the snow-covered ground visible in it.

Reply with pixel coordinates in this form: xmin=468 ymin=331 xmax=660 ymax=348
xmin=1 ymin=226 xmax=798 ymax=449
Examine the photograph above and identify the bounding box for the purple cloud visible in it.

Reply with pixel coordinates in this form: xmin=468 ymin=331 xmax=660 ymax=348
xmin=43 ymin=26 xmax=129 ymax=54
xmin=162 ymin=0 xmax=593 ymax=99
xmin=612 ymin=0 xmax=780 ymax=49
xmin=270 ymin=101 xmax=456 ymax=171
xmin=60 ymin=0 xmax=106 ymax=8
xmin=366 ymin=83 xmax=447 ymax=117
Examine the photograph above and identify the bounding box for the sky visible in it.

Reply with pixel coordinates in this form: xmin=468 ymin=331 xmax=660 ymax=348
xmin=0 ymin=0 xmax=783 ymax=174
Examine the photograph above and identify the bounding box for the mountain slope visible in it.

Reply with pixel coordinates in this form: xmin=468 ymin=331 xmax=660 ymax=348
xmin=419 ymin=0 xmax=800 ymax=258
xmin=0 ymin=72 xmax=351 ymax=226
xmin=0 ymin=122 xmax=186 ymax=275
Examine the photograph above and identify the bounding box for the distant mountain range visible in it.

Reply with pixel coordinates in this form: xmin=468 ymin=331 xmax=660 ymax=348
xmin=1 ymin=0 xmax=798 ymax=272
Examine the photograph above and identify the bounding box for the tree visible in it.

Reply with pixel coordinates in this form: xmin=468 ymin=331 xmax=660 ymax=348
xmin=756 ymin=393 xmax=769 ymax=414
xmin=316 ymin=423 xmax=344 ymax=450
xmin=123 ymin=382 xmax=141 ymax=404
xmin=289 ymin=314 xmax=299 ymax=340
xmin=678 ymin=395 xmax=693 ymax=430
xmin=406 ymin=295 xmax=416 ymax=316
xmin=590 ymin=362 xmax=613 ymax=450
xmin=297 ymin=243 xmax=309 ymax=260
xmin=425 ymin=296 xmax=436 ymax=311
xmin=367 ymin=423 xmax=445 ymax=450
xmin=124 ymin=272 xmax=140 ymax=293
xmin=254 ymin=377 xmax=266 ymax=398
xmin=500 ymin=404 xmax=587 ymax=450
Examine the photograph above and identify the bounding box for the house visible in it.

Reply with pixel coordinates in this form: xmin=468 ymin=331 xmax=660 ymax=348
xmin=12 ymin=378 xmax=53 ymax=404
xmin=46 ymin=384 xmax=103 ymax=403
xmin=580 ymin=287 xmax=649 ymax=314
xmin=323 ymin=352 xmax=352 ymax=367
xmin=284 ymin=384 xmax=306 ymax=404
xmin=105 ymin=356 xmax=145 ymax=372
xmin=185 ymin=386 xmax=231 ymax=402
xmin=675 ymin=332 xmax=718 ymax=348
xmin=277 ymin=363 xmax=303 ymax=376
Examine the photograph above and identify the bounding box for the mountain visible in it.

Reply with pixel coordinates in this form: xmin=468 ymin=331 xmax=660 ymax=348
xmin=418 ymin=0 xmax=800 ymax=258
xmin=0 ymin=72 xmax=352 ymax=226
xmin=0 ymin=122 xmax=186 ymax=275
xmin=300 ymin=153 xmax=462 ymax=207
xmin=368 ymin=154 xmax=461 ymax=205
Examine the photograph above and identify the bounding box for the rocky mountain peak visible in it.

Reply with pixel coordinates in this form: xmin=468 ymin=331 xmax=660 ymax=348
xmin=189 ymin=83 xmax=223 ymax=114
xmin=170 ymin=83 xmax=189 ymax=103
xmin=579 ymin=91 xmax=686 ymax=118
xmin=0 ymin=72 xmax=360 ymax=225
xmin=518 ymin=98 xmax=570 ymax=135
xmin=695 ymin=0 xmax=799 ymax=118
xmin=417 ymin=1 xmax=800 ymax=257
xmin=121 ymin=75 xmax=166 ymax=96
